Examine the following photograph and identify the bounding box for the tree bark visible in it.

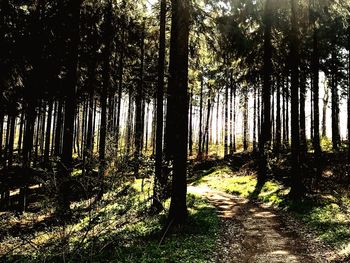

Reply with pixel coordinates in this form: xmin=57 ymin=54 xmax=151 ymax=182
xmin=275 ymin=76 xmax=281 ymax=152
xmin=331 ymin=45 xmax=340 ymax=151
xmin=134 ymin=24 xmax=145 ymax=177
xmin=167 ymin=0 xmax=190 ymax=225
xmin=289 ymin=0 xmax=303 ymax=198
xmin=197 ymin=77 xmax=204 ymax=159
xmin=258 ymin=0 xmax=272 ymax=184
xmin=58 ymin=0 xmax=81 ymax=218
xmin=44 ymin=98 xmax=53 ymax=163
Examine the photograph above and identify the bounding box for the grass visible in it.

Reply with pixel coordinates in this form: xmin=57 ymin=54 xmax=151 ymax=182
xmin=193 ymin=165 xmax=286 ymax=206
xmin=192 ymin=162 xmax=350 ymax=257
xmin=101 ymin=194 xmax=219 ymax=263
xmin=1 ymin=175 xmax=219 ymax=263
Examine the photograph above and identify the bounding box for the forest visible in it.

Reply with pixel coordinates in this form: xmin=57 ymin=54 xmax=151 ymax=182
xmin=1 ymin=0 xmax=350 ymax=262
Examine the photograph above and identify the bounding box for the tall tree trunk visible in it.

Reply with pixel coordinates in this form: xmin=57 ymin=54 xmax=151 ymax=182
xmin=189 ymin=87 xmax=193 ymax=156
xmin=197 ymin=77 xmax=204 ymax=159
xmin=134 ymin=24 xmax=145 ymax=177
xmin=54 ymin=99 xmax=63 ymax=156
xmin=282 ymin=78 xmax=286 ymax=145
xmin=331 ymin=46 xmax=340 ymax=151
xmin=286 ymin=76 xmax=290 ymax=146
xmin=300 ymin=72 xmax=307 ymax=154
xmin=229 ymin=74 xmax=233 ymax=155
xmin=322 ymin=79 xmax=329 ymax=138
xmin=271 ymin=81 xmax=275 ymax=143
xmin=98 ymin=0 xmax=113 ymax=198
xmin=7 ymin=114 xmax=15 ymax=168
xmin=115 ymin=28 xmax=125 ymax=154
xmin=289 ymin=0 xmax=303 ymax=198
xmin=204 ymin=98 xmax=211 ymax=158
xmin=0 ymin=112 xmax=3 ymax=161
xmin=4 ymin=116 xmax=10 ymax=167
xmin=258 ymin=0 xmax=272 ymax=184
xmin=257 ymin=85 xmax=261 ymax=147
xmin=253 ymin=87 xmax=257 ymax=152
xmin=224 ymin=71 xmax=229 ymax=156
xmin=243 ymin=89 xmax=249 ymax=151
xmin=233 ymin=84 xmax=237 ymax=152
xmin=85 ymin=89 xmax=94 ymax=174
xmin=44 ymin=98 xmax=53 ymax=163
xmin=167 ymin=0 xmax=190 ymax=225
xmin=312 ymin=27 xmax=321 ymax=179
xmin=348 ymin=25 xmax=350 ymax=171
xmin=126 ymin=91 xmax=133 ymax=156
xmin=33 ymin=106 xmax=41 ymax=166
xmin=310 ymin=80 xmax=314 ymax=142
xmin=275 ymin=76 xmax=281 ymax=152
xmin=58 ymin=0 xmax=81 ymax=218
xmin=216 ymin=93 xmax=219 ymax=145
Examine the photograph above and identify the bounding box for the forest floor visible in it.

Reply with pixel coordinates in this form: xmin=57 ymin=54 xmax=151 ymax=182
xmin=1 ymin=152 xmax=350 ymax=262
xmin=188 ymin=153 xmax=350 ymax=263
xmin=189 ymin=184 xmax=335 ymax=263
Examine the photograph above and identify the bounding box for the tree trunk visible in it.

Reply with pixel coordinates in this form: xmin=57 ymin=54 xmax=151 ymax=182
xmin=197 ymin=77 xmax=204 ymax=159
xmin=7 ymin=114 xmax=15 ymax=167
xmin=116 ymin=28 xmax=125 ymax=154
xmin=348 ymin=25 xmax=350 ymax=171
xmin=275 ymin=76 xmax=281 ymax=152
xmin=216 ymin=93 xmax=219 ymax=145
xmin=289 ymin=0 xmax=303 ymax=198
xmin=258 ymin=0 xmax=272 ymax=184
xmin=322 ymin=79 xmax=329 ymax=138
xmin=134 ymin=24 xmax=145 ymax=177
xmin=312 ymin=27 xmax=321 ymax=179
xmin=204 ymin=98 xmax=211 ymax=158
xmin=189 ymin=88 xmax=193 ymax=156
xmin=54 ymin=99 xmax=63 ymax=156
xmin=224 ymin=71 xmax=229 ymax=156
xmin=0 ymin=112 xmax=3 ymax=161
xmin=331 ymin=46 xmax=340 ymax=151
xmin=282 ymin=78 xmax=286 ymax=145
xmin=17 ymin=109 xmax=24 ymax=156
xmin=300 ymin=72 xmax=307 ymax=153
xmin=98 ymin=0 xmax=113 ymax=199
xmin=229 ymin=74 xmax=233 ymax=155
xmin=44 ymin=99 xmax=53 ymax=163
xmin=244 ymin=90 xmax=249 ymax=151
xmin=58 ymin=0 xmax=81 ymax=218
xmin=233 ymin=84 xmax=237 ymax=152
xmin=167 ymin=0 xmax=190 ymax=225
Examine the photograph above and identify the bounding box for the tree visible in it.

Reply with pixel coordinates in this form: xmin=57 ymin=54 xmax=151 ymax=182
xmin=258 ymin=0 xmax=273 ymax=184
xmin=289 ymin=0 xmax=303 ymax=198
xmin=58 ymin=0 xmax=81 ymax=218
xmin=153 ymin=0 xmax=167 ymax=211
xmin=167 ymin=0 xmax=190 ymax=225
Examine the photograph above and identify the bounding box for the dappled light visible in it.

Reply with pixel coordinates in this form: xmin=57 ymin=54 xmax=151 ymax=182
xmin=1 ymin=0 xmax=350 ymax=262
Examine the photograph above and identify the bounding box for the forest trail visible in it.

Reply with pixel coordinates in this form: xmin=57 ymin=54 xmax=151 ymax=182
xmin=188 ymin=185 xmax=333 ymax=263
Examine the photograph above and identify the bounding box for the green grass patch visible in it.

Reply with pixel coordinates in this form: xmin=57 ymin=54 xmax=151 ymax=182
xmin=3 ymin=175 xmax=219 ymax=263
xmin=194 ymin=165 xmax=286 ymax=206
xmin=193 ymin=163 xmax=350 ymax=256
xmin=291 ymin=199 xmax=350 ymax=255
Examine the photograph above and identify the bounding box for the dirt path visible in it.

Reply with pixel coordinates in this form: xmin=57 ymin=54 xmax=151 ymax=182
xmin=188 ymin=185 xmax=335 ymax=263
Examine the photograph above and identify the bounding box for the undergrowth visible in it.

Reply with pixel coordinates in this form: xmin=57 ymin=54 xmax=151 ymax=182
xmin=192 ymin=162 xmax=350 ymax=257
xmin=1 ymin=175 xmax=219 ymax=263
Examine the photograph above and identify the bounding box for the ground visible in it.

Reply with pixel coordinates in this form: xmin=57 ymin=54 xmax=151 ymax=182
xmin=1 ymin=155 xmax=350 ymax=262
xmin=189 ymin=184 xmax=337 ymax=263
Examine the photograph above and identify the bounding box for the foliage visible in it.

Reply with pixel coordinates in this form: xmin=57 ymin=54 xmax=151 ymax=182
xmin=1 ymin=172 xmax=219 ymax=263
xmin=192 ymin=161 xmax=350 ymax=256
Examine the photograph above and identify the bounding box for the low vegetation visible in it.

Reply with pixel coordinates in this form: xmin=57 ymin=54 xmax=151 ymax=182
xmin=191 ymin=158 xmax=350 ymax=258
xmin=1 ymin=175 xmax=219 ymax=263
